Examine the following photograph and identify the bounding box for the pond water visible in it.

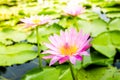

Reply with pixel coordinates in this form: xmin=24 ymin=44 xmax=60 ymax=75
xmin=0 ymin=59 xmax=39 ymax=80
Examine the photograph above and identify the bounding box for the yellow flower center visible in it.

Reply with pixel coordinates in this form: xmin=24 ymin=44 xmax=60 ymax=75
xmin=60 ymin=43 xmax=78 ymax=56
xmin=32 ymin=19 xmax=40 ymax=24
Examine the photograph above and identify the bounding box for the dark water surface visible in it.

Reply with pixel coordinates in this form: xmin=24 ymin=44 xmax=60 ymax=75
xmin=0 ymin=58 xmax=39 ymax=80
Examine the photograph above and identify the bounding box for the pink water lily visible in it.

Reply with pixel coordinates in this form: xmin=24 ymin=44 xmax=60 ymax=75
xmin=21 ymin=15 xmax=51 ymax=28
xmin=43 ymin=28 xmax=91 ymax=66
xmin=63 ymin=4 xmax=85 ymax=16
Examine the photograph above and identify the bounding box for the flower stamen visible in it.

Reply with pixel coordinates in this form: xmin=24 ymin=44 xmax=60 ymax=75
xmin=32 ymin=19 xmax=40 ymax=24
xmin=60 ymin=43 xmax=78 ymax=56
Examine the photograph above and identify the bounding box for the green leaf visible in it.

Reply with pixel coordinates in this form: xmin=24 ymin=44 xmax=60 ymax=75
xmin=102 ymin=8 xmax=120 ymax=13
xmin=79 ymin=11 xmax=99 ymax=20
xmin=92 ymin=30 xmax=120 ymax=58
xmin=0 ymin=43 xmax=37 ymax=66
xmin=82 ymin=56 xmax=92 ymax=67
xmin=110 ymin=31 xmax=120 ymax=46
xmin=56 ymin=65 xmax=73 ymax=80
xmin=0 ymin=29 xmax=27 ymax=45
xmin=0 ymin=19 xmax=18 ymax=27
xmin=92 ymin=32 xmax=116 ymax=58
xmin=113 ymin=70 xmax=120 ymax=80
xmin=77 ymin=67 xmax=120 ymax=80
xmin=22 ymin=65 xmax=72 ymax=80
xmin=78 ymin=19 xmax=107 ymax=37
xmin=58 ymin=17 xmax=74 ymax=28
xmin=88 ymin=0 xmax=118 ymax=7
xmin=90 ymin=50 xmax=113 ymax=65
xmin=27 ymin=24 xmax=63 ymax=44
xmin=108 ymin=18 xmax=120 ymax=31
xmin=22 ymin=67 xmax=60 ymax=80
xmin=74 ymin=61 xmax=82 ymax=70
xmin=107 ymin=13 xmax=120 ymax=18
xmin=59 ymin=68 xmax=72 ymax=80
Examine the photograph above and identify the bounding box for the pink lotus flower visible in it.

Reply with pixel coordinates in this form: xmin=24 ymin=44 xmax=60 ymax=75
xmin=63 ymin=4 xmax=85 ymax=16
xmin=21 ymin=15 xmax=51 ymax=28
xmin=43 ymin=28 xmax=91 ymax=66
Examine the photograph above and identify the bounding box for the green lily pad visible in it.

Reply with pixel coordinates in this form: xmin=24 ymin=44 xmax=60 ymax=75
xmin=0 ymin=29 xmax=27 ymax=45
xmin=92 ymin=32 xmax=116 ymax=58
xmin=90 ymin=50 xmax=113 ymax=65
xmin=58 ymin=68 xmax=72 ymax=80
xmin=110 ymin=31 xmax=120 ymax=46
xmin=22 ymin=64 xmax=73 ymax=80
xmin=108 ymin=18 xmax=120 ymax=31
xmin=92 ymin=30 xmax=120 ymax=58
xmin=0 ymin=43 xmax=37 ymax=66
xmin=78 ymin=18 xmax=107 ymax=37
xmin=77 ymin=66 xmax=120 ymax=80
xmin=22 ymin=67 xmax=60 ymax=80
xmin=27 ymin=24 xmax=63 ymax=44
xmin=107 ymin=13 xmax=120 ymax=18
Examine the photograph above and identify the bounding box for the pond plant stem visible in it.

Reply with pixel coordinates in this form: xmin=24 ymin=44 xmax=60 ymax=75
xmin=36 ymin=26 xmax=43 ymax=71
xmin=69 ymin=62 xmax=76 ymax=80
xmin=73 ymin=17 xmax=79 ymax=31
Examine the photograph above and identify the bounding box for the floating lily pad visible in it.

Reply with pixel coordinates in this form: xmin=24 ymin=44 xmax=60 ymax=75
xmin=0 ymin=43 xmax=37 ymax=66
xmin=92 ymin=31 xmax=120 ymax=58
xmin=108 ymin=18 xmax=120 ymax=31
xmin=22 ymin=67 xmax=60 ymax=80
xmin=78 ymin=18 xmax=107 ymax=37
xmin=0 ymin=29 xmax=27 ymax=45
xmin=77 ymin=66 xmax=120 ymax=80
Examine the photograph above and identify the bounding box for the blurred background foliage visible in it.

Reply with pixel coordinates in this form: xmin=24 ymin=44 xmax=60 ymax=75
xmin=0 ymin=0 xmax=120 ymax=80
